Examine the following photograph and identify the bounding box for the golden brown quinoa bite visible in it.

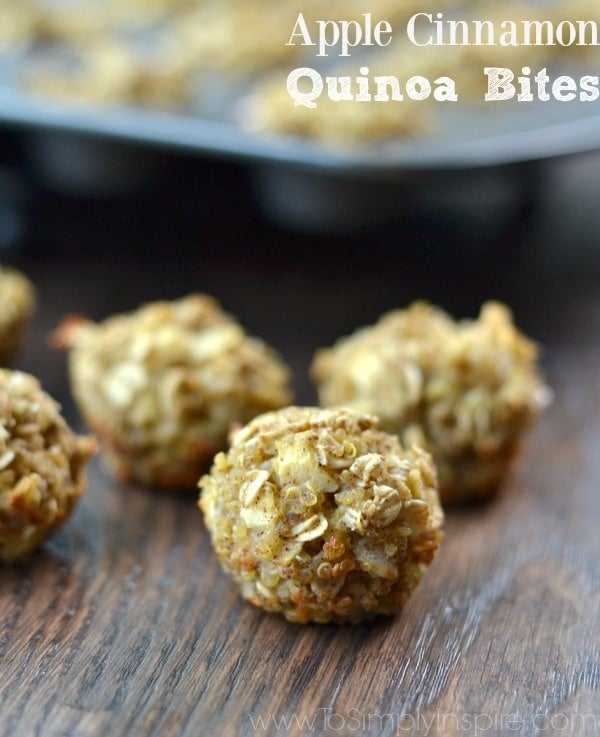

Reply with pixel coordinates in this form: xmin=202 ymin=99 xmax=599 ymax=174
xmin=0 ymin=264 xmax=36 ymax=365
xmin=54 ymin=294 xmax=293 ymax=491
xmin=199 ymin=406 xmax=443 ymax=624
xmin=311 ymin=302 xmax=551 ymax=504
xmin=0 ymin=369 xmax=96 ymax=563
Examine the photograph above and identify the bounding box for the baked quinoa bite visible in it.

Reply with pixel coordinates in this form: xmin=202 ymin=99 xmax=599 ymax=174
xmin=0 ymin=264 xmax=36 ymax=365
xmin=0 ymin=369 xmax=96 ymax=563
xmin=199 ymin=407 xmax=443 ymax=624
xmin=311 ymin=302 xmax=551 ymax=504
xmin=54 ymin=295 xmax=293 ymax=491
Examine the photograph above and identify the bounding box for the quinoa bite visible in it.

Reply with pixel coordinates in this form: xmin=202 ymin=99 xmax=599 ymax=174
xmin=311 ymin=302 xmax=551 ymax=504
xmin=54 ymin=294 xmax=293 ymax=490
xmin=199 ymin=406 xmax=443 ymax=624
xmin=0 ymin=264 xmax=36 ymax=365
xmin=0 ymin=369 xmax=96 ymax=563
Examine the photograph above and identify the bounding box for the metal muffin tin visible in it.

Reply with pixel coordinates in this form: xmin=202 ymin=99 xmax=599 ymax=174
xmin=2 ymin=78 xmax=600 ymax=171
xmin=1 ymin=29 xmax=600 ymax=229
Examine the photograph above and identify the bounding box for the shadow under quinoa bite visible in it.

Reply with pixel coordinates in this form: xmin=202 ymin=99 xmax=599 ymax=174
xmin=0 ymin=369 xmax=96 ymax=563
xmin=199 ymin=406 xmax=443 ymax=625
xmin=311 ymin=301 xmax=551 ymax=504
xmin=54 ymin=294 xmax=293 ymax=491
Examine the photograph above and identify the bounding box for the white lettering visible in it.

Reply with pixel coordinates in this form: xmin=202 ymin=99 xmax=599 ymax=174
xmin=552 ymin=75 xmax=577 ymax=101
xmin=485 ymin=67 xmax=515 ymax=100
xmin=580 ymin=75 xmax=600 ymax=101
xmin=286 ymin=68 xmax=459 ymax=107
xmin=434 ymin=77 xmax=458 ymax=101
xmin=287 ymin=68 xmax=323 ymax=108
xmin=407 ymin=13 xmax=433 ymax=46
xmin=286 ymin=13 xmax=313 ymax=47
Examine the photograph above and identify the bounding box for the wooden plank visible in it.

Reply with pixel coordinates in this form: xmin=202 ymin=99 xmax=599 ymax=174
xmin=0 ymin=166 xmax=599 ymax=737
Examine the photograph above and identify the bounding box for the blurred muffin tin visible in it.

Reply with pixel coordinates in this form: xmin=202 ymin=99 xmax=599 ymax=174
xmin=1 ymin=42 xmax=600 ymax=229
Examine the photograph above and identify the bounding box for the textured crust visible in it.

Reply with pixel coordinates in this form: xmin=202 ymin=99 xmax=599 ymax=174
xmin=312 ymin=302 xmax=551 ymax=504
xmin=0 ymin=265 xmax=36 ymax=365
xmin=55 ymin=294 xmax=293 ymax=491
xmin=199 ymin=406 xmax=443 ymax=624
xmin=0 ymin=369 xmax=96 ymax=563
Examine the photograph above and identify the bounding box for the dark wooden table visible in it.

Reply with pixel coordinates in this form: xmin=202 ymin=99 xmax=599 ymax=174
xmin=0 ymin=144 xmax=598 ymax=737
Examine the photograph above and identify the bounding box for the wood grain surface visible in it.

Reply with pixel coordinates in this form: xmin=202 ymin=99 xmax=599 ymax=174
xmin=0 ymin=152 xmax=599 ymax=737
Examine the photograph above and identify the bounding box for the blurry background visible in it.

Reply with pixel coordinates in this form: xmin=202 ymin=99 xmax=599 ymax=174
xmin=0 ymin=125 xmax=598 ymax=410
xmin=1 ymin=0 xmax=599 ymax=404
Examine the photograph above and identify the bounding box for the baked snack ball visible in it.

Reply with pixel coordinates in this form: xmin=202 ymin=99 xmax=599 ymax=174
xmin=54 ymin=295 xmax=293 ymax=490
xmin=199 ymin=406 xmax=443 ymax=624
xmin=0 ymin=265 xmax=36 ymax=364
xmin=0 ymin=369 xmax=96 ymax=563
xmin=312 ymin=302 xmax=551 ymax=504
